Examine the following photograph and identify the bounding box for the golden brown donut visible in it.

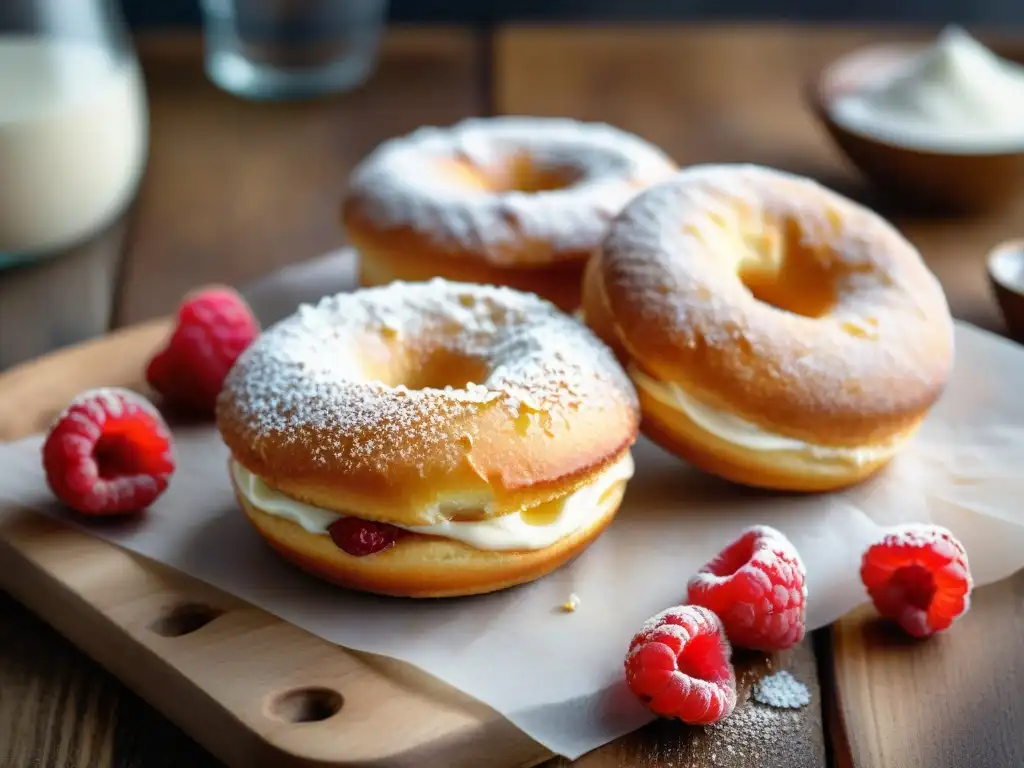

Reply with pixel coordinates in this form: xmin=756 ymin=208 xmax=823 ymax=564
xmin=217 ymin=278 xmax=640 ymax=597
xmin=341 ymin=117 xmax=678 ymax=312
xmin=581 ymin=164 xmax=954 ymax=492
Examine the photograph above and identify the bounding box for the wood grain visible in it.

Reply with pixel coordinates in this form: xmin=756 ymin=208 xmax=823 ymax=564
xmin=497 ymin=26 xmax=844 ymax=767
xmin=0 ymin=320 xmax=169 ymax=441
xmin=0 ymin=589 xmax=117 ymax=768
xmin=547 ymin=642 xmax=825 ymax=768
xmin=827 ymin=571 xmax=1024 ymax=768
xmin=1 ymin=23 xmax=1019 ymax=768
xmin=0 ymin=590 xmax=219 ymax=768
xmin=494 ymin=25 xmax=1017 ymax=334
xmin=115 ymin=28 xmax=481 ymax=326
xmin=496 ymin=24 xmax=1024 ymax=768
xmin=0 ymin=316 xmax=547 ymax=768
xmin=0 ymin=26 xmax=485 ymax=768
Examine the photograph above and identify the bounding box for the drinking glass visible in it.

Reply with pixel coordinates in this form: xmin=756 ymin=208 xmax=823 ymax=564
xmin=0 ymin=0 xmax=148 ymax=267
xmin=199 ymin=0 xmax=388 ymax=101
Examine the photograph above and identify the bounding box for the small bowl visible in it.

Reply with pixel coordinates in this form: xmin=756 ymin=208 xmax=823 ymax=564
xmin=810 ymin=42 xmax=1024 ymax=214
xmin=987 ymin=239 xmax=1024 ymax=341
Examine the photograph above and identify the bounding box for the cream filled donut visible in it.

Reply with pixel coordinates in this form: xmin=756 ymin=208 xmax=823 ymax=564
xmin=582 ymin=164 xmax=954 ymax=492
xmin=217 ymin=279 xmax=640 ymax=597
xmin=341 ymin=116 xmax=677 ymax=311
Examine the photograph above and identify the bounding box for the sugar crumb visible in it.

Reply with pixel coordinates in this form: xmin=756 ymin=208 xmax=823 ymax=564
xmin=561 ymin=593 xmax=581 ymax=612
xmin=752 ymin=670 xmax=811 ymax=710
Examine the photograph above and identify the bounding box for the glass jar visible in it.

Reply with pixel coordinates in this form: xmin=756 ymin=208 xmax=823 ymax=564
xmin=199 ymin=0 xmax=388 ymax=101
xmin=0 ymin=0 xmax=149 ymax=266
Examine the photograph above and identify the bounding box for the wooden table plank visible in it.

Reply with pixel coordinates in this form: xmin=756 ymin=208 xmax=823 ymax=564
xmin=115 ymin=28 xmax=481 ymax=327
xmin=548 ymin=641 xmax=825 ymax=768
xmin=495 ymin=25 xmax=850 ymax=768
xmin=827 ymin=571 xmax=1024 ymax=768
xmin=496 ymin=23 xmax=1024 ymax=768
xmin=0 ymin=591 xmax=219 ymax=768
xmin=0 ymin=27 xmax=484 ymax=768
xmin=494 ymin=24 xmax=1017 ymax=335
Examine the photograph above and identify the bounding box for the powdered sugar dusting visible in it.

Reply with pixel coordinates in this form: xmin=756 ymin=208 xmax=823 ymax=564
xmin=705 ymin=696 xmax=806 ymax=766
xmin=752 ymin=670 xmax=811 ymax=709
xmin=221 ymin=279 xmax=637 ymax=499
xmin=53 ymin=387 xmax=159 ymax=433
xmin=599 ymin=163 xmax=954 ymax=428
xmin=345 ymin=116 xmax=676 ymax=265
xmin=879 ymin=522 xmax=960 ymax=550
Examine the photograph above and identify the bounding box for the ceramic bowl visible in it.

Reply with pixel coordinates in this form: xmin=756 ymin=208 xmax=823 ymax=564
xmin=988 ymin=239 xmax=1024 ymax=341
xmin=809 ymin=42 xmax=1024 ymax=214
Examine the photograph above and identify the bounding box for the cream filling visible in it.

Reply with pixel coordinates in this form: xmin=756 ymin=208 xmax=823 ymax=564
xmin=629 ymin=366 xmax=894 ymax=467
xmin=230 ymin=453 xmax=635 ymax=552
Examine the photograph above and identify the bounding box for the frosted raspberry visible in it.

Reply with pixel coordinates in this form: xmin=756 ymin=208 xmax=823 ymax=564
xmin=624 ymin=605 xmax=737 ymax=725
xmin=42 ymin=388 xmax=175 ymax=516
xmin=146 ymin=285 xmax=260 ymax=415
xmin=860 ymin=524 xmax=972 ymax=638
xmin=686 ymin=525 xmax=807 ymax=652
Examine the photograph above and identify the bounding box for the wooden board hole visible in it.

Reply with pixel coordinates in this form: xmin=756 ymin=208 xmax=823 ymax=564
xmin=268 ymin=688 xmax=344 ymax=724
xmin=148 ymin=603 xmax=225 ymax=638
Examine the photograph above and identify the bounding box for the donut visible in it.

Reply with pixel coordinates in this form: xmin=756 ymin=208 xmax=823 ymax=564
xmin=341 ymin=117 xmax=677 ymax=312
xmin=216 ymin=279 xmax=640 ymax=597
xmin=581 ymin=164 xmax=954 ymax=492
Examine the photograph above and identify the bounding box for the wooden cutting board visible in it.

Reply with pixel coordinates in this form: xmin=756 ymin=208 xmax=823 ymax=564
xmin=0 ymin=320 xmax=550 ymax=768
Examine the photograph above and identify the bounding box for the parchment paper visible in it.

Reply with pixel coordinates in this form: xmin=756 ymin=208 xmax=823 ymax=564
xmin=2 ymin=250 xmax=1024 ymax=760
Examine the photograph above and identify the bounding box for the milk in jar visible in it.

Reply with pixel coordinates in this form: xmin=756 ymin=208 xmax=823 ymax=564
xmin=0 ymin=37 xmax=147 ymax=258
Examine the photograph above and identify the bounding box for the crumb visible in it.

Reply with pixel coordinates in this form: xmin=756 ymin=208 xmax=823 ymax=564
xmin=752 ymin=670 xmax=811 ymax=709
xmin=561 ymin=593 xmax=580 ymax=612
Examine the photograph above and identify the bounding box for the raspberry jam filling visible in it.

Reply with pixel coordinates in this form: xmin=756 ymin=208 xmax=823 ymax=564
xmin=327 ymin=517 xmax=408 ymax=556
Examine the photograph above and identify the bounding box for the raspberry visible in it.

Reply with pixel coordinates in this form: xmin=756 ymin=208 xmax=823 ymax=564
xmin=145 ymin=285 xmax=259 ymax=415
xmin=328 ymin=517 xmax=406 ymax=556
xmin=860 ymin=524 xmax=972 ymax=638
xmin=42 ymin=388 xmax=175 ymax=516
xmin=624 ymin=605 xmax=737 ymax=724
xmin=686 ymin=525 xmax=807 ymax=652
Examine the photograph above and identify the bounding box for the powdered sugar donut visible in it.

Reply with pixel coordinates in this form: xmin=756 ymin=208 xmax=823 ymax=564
xmin=582 ymin=164 xmax=954 ymax=492
xmin=217 ymin=279 xmax=640 ymax=597
xmin=341 ymin=116 xmax=677 ymax=311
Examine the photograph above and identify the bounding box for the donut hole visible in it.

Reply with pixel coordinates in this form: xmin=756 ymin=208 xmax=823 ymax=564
xmin=401 ymin=348 xmax=490 ymax=391
xmin=737 ymin=220 xmax=840 ymax=318
xmin=503 ymin=154 xmax=581 ymax=193
xmin=444 ymin=154 xmax=580 ymax=193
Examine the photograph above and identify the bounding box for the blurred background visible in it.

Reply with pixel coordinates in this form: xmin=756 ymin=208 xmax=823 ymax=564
xmin=123 ymin=0 xmax=1024 ymax=25
xmin=2 ymin=0 xmax=1023 ymax=375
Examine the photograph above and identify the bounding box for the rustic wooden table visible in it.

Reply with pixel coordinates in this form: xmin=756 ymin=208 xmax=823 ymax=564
xmin=0 ymin=24 xmax=1021 ymax=768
